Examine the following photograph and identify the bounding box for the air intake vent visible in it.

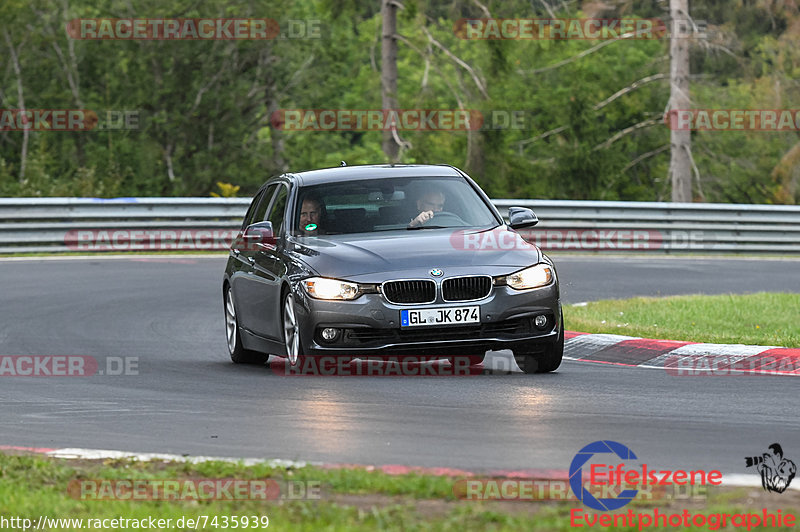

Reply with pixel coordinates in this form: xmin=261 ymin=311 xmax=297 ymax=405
xmin=382 ymin=280 xmax=436 ymax=304
xmin=442 ymin=276 xmax=492 ymax=302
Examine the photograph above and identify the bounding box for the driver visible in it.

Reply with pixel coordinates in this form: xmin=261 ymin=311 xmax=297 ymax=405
xmin=298 ymin=196 xmax=325 ymax=236
xmin=408 ymin=189 xmax=445 ymax=228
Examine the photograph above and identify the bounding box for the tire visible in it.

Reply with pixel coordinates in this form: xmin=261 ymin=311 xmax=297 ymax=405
xmin=513 ymin=312 xmax=564 ymax=374
xmin=448 ymin=354 xmax=485 ymax=367
xmin=282 ymin=291 xmax=307 ymax=367
xmin=225 ymin=286 xmax=266 ymax=364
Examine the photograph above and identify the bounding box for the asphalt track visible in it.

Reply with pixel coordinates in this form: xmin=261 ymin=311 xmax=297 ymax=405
xmin=1 ymin=255 xmax=799 ymax=475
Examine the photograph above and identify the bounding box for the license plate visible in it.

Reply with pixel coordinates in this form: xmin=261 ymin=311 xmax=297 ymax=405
xmin=400 ymin=306 xmax=480 ymax=327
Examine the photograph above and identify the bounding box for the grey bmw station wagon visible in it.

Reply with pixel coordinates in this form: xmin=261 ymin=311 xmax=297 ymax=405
xmin=222 ymin=164 xmax=563 ymax=373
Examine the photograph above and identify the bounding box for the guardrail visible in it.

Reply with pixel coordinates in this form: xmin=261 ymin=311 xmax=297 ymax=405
xmin=493 ymin=200 xmax=800 ymax=254
xmin=1 ymin=197 xmax=799 ymax=254
xmin=0 ymin=198 xmax=250 ymax=254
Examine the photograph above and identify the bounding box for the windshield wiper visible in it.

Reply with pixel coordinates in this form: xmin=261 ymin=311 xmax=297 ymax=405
xmin=406 ymin=225 xmax=450 ymax=230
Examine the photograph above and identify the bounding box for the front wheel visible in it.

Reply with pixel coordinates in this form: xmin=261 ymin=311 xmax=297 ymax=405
xmin=513 ymin=313 xmax=564 ymax=374
xmin=282 ymin=291 xmax=307 ymax=367
xmin=225 ymin=286 xmax=266 ymax=364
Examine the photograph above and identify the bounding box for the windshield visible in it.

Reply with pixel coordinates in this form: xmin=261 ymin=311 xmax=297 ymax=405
xmin=292 ymin=176 xmax=499 ymax=236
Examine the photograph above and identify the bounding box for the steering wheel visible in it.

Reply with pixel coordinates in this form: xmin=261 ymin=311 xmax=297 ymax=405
xmin=429 ymin=211 xmax=467 ymax=226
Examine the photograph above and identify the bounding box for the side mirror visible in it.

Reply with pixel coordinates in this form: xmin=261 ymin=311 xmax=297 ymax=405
xmin=243 ymin=221 xmax=276 ymax=248
xmin=508 ymin=207 xmax=538 ymax=229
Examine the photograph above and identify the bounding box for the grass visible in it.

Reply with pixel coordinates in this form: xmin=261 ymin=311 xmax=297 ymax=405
xmin=564 ymin=292 xmax=800 ymax=347
xmin=0 ymin=453 xmax=562 ymax=531
xmin=2 ymin=452 xmax=800 ymax=530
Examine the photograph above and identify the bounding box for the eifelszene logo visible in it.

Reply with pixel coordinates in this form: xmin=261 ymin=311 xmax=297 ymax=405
xmin=570 ymin=441 xmax=640 ymax=511
xmin=569 ymin=440 xmax=722 ymax=511
xmin=745 ymin=443 xmax=796 ymax=493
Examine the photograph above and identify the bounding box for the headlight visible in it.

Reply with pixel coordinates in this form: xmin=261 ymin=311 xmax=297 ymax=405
xmin=303 ymin=277 xmax=360 ymax=300
xmin=505 ymin=264 xmax=553 ymax=290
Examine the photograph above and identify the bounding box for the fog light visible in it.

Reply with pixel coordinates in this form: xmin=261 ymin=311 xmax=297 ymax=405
xmin=321 ymin=328 xmax=340 ymax=342
xmin=534 ymin=315 xmax=548 ymax=330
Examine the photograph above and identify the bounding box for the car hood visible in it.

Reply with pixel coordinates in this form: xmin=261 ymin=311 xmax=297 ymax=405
xmin=286 ymin=226 xmax=541 ymax=280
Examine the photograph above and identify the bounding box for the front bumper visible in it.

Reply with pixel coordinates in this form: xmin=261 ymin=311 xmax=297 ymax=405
xmin=294 ymin=281 xmax=561 ymax=357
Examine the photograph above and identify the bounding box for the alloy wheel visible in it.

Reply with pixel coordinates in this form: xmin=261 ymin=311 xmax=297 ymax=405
xmin=283 ymin=293 xmax=301 ymax=365
xmin=225 ymin=288 xmax=237 ymax=354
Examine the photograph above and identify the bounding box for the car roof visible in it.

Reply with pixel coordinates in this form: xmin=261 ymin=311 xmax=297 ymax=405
xmin=287 ymin=164 xmax=464 ymax=186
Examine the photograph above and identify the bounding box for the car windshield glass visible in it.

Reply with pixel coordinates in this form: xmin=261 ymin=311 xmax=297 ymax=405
xmin=293 ymin=176 xmax=498 ymax=236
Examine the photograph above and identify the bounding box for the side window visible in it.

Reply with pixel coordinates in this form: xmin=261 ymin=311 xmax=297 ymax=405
xmin=266 ymin=185 xmax=289 ymax=236
xmin=249 ymin=184 xmax=277 ymax=227
xmin=241 ymin=189 xmax=265 ymax=230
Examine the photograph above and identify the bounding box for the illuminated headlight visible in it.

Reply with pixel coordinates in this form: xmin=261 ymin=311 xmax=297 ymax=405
xmin=303 ymin=277 xmax=360 ymax=300
xmin=505 ymin=264 xmax=553 ymax=290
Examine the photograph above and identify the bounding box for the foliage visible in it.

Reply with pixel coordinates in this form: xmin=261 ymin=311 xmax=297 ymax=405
xmin=0 ymin=0 xmax=798 ymax=203
xmin=210 ymin=181 xmax=241 ymax=197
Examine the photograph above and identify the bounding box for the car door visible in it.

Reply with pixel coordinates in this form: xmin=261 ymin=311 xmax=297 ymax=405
xmin=247 ymin=182 xmax=290 ymax=340
xmin=232 ymin=184 xmax=275 ymax=334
